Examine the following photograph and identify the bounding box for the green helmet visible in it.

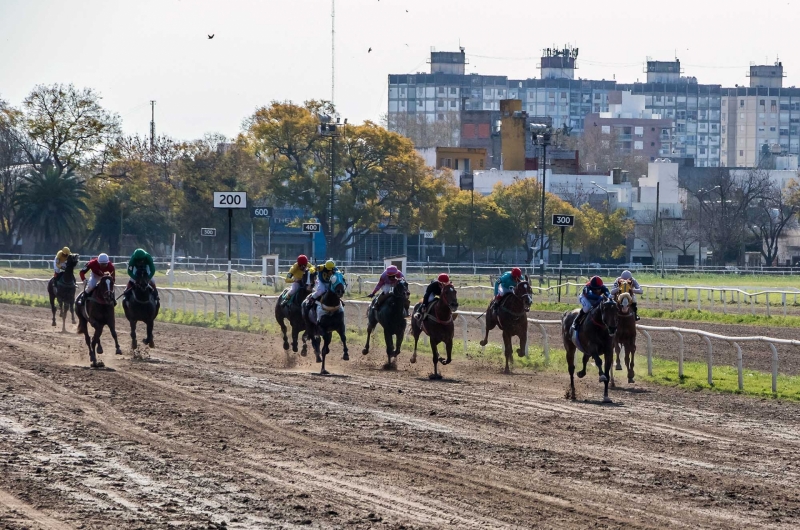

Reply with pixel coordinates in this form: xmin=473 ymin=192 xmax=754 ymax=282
xmin=132 ymin=248 xmax=149 ymax=261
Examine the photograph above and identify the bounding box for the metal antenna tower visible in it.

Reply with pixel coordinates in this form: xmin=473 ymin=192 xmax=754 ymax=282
xmin=149 ymin=100 xmax=156 ymax=149
xmin=331 ymin=0 xmax=335 ymax=106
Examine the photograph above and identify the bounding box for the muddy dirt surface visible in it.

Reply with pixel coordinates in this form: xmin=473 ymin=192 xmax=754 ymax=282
xmin=1 ymin=304 xmax=799 ymax=529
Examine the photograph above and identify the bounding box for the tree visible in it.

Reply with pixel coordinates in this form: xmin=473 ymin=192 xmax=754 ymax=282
xmin=439 ymin=191 xmax=513 ymax=261
xmin=564 ymin=125 xmax=648 ymax=181
xmin=15 ymin=163 xmax=88 ymax=251
xmin=574 ymin=205 xmax=634 ymax=262
xmin=15 ymin=84 xmax=121 ymax=176
xmin=684 ymin=168 xmax=773 ymax=264
xmin=0 ymin=98 xmax=27 ymax=250
xmin=243 ymin=101 xmax=451 ymax=257
xmin=490 ymin=178 xmax=580 ymax=263
xmin=747 ymin=180 xmax=799 ymax=266
xmin=383 ymin=111 xmax=459 ymax=148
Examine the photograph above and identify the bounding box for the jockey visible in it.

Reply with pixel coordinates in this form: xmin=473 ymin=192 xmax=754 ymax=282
xmin=53 ymin=246 xmax=71 ymax=281
xmin=124 ymin=248 xmax=158 ymax=302
xmin=414 ymin=273 xmax=450 ymax=320
xmin=79 ymin=253 xmax=116 ymax=302
xmin=570 ymin=276 xmax=610 ymax=334
xmin=310 ymin=259 xmax=340 ymax=304
xmin=369 ymin=265 xmax=409 ymax=317
xmin=610 ymin=269 xmax=643 ymax=320
xmin=282 ymin=254 xmax=315 ymax=306
xmin=491 ymin=267 xmax=523 ymax=314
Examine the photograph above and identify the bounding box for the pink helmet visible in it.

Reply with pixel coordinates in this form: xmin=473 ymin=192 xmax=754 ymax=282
xmin=437 ymin=273 xmax=450 ymax=283
xmin=386 ymin=265 xmax=399 ymax=276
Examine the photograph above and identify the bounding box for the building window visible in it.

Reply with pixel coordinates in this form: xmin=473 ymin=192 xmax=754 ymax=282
xmin=400 ymin=88 xmax=406 ymax=96
xmin=479 ymin=158 xmax=484 ymax=168
xmin=601 ymin=125 xmax=611 ymax=134
xmin=739 ymin=100 xmax=744 ymax=108
xmin=437 ymin=100 xmax=444 ymax=108
xmin=438 ymin=86 xmax=445 ymax=94
xmin=739 ymin=150 xmax=744 ymax=156
xmin=650 ymin=142 xmax=655 ymax=147
xmin=770 ymin=126 xmax=777 ymax=132
xmin=700 ymin=147 xmax=706 ymax=154
xmin=449 ymin=87 xmax=457 ymax=94
xmin=771 ymin=100 xmax=777 ymax=112
xmin=438 ymin=113 xmax=444 ymax=121
xmin=453 ymin=159 xmax=459 ymax=170
xmin=634 ymin=141 xmax=644 ymax=150
xmin=450 ymin=100 xmax=456 ymax=108
xmin=635 ymin=126 xmax=644 ymax=137
xmin=760 ymin=99 xmax=765 ymax=107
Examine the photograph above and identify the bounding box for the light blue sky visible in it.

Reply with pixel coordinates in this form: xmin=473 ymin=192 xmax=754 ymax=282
xmin=1 ymin=0 xmax=795 ymax=140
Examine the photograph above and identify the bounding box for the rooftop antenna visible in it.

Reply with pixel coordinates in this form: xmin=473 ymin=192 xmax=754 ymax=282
xmin=331 ymin=0 xmax=335 ymax=106
xmin=149 ymin=100 xmax=156 ymax=149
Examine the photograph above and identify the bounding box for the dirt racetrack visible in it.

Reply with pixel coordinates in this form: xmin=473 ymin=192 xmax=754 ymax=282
xmin=1 ymin=304 xmax=799 ymax=529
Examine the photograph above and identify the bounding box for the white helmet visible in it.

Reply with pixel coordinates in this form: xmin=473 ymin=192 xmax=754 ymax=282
xmin=620 ymin=270 xmax=633 ymax=280
xmin=98 ymin=253 xmax=110 ymax=264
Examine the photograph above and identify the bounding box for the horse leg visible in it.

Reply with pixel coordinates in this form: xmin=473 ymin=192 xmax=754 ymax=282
xmin=517 ymin=325 xmax=527 ymax=358
xmin=82 ymin=322 xmax=95 ymax=366
xmin=502 ymin=330 xmax=513 ymax=374
xmin=70 ymin=301 xmax=76 ymax=324
xmin=627 ymin=343 xmax=636 ymax=384
xmin=393 ymin=328 xmax=404 ymax=360
xmin=592 ymin=353 xmax=606 ymax=383
xmin=339 ymin=325 xmax=349 ymax=361
xmin=602 ymin=352 xmax=613 ymax=403
xmin=362 ymin=319 xmax=375 ymax=356
xmin=60 ymin=302 xmax=68 ymax=333
xmin=382 ymin=326 xmax=394 ymax=366
xmin=277 ymin=313 xmax=289 ymax=350
xmin=479 ymin=309 xmax=494 ymax=347
xmin=108 ymin=320 xmax=123 ymax=356
xmin=320 ymin=333 xmax=331 ymax=375
xmin=429 ymin=339 xmax=442 ymax=380
xmin=50 ymin=293 xmax=57 ymax=326
xmin=130 ymin=319 xmax=138 ymax=351
xmin=290 ymin=326 xmax=300 ymax=353
xmin=577 ymin=353 xmax=590 ymax=379
xmin=566 ymin=344 xmax=577 ymax=400
xmin=91 ymin=326 xmax=105 ymax=368
xmin=146 ymin=318 xmax=155 ymax=348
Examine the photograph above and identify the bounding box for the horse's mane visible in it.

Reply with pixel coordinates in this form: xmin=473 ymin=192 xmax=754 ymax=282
xmin=617 ymin=292 xmax=633 ymax=304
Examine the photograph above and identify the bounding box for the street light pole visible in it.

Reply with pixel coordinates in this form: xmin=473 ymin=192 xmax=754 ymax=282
xmin=591 ymin=181 xmax=611 ymax=216
xmin=318 ymin=115 xmax=345 ymax=259
xmin=530 ymin=124 xmax=552 ymax=285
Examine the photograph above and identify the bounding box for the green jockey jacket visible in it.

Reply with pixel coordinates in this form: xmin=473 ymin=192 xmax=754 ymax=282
xmin=127 ymin=248 xmax=156 ymax=280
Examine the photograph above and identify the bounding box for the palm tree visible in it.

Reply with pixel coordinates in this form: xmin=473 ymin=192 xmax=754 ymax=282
xmin=15 ymin=163 xmax=88 ymax=251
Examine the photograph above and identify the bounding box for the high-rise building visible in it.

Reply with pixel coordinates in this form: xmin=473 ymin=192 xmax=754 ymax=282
xmin=388 ymin=49 xmax=800 ymax=168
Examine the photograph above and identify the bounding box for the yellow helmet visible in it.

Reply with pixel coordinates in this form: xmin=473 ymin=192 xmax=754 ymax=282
xmin=325 ymin=260 xmax=336 ymax=270
xmin=62 ymin=246 xmax=70 ymax=255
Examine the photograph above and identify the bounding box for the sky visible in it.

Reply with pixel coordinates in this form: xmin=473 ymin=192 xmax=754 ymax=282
xmin=1 ymin=0 xmax=798 ymax=140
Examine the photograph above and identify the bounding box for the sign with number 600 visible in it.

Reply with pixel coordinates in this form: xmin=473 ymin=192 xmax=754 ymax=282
xmin=552 ymin=214 xmax=575 ymax=227
xmin=213 ymin=191 xmax=247 ymax=209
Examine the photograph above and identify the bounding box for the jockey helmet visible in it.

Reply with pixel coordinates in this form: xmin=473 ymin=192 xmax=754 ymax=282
xmin=62 ymin=246 xmax=71 ymax=255
xmin=437 ymin=273 xmax=450 ymax=284
xmin=132 ymin=248 xmax=148 ymax=261
xmin=98 ymin=253 xmax=110 ymax=265
xmin=588 ymin=276 xmax=604 ymax=289
xmin=386 ymin=265 xmax=399 ymax=277
xmin=511 ymin=267 xmax=522 ymax=279
xmin=620 ymin=270 xmax=633 ymax=280
xmin=297 ymin=255 xmax=308 ymax=266
xmin=324 ymin=259 xmax=336 ymax=270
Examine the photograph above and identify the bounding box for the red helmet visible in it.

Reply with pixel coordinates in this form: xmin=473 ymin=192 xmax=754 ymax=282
xmin=437 ymin=273 xmax=450 ymax=284
xmin=386 ymin=265 xmax=399 ymax=276
xmin=511 ymin=267 xmax=522 ymax=279
xmin=297 ymin=255 xmax=308 ymax=266
xmin=588 ymin=276 xmax=604 ymax=289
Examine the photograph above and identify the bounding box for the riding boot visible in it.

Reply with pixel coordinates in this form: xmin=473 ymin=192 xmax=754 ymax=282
xmin=413 ymin=301 xmax=426 ymax=320
xmin=633 ymin=302 xmax=640 ymax=321
xmin=403 ymin=298 xmax=410 ymax=318
xmin=570 ymin=311 xmax=585 ymax=334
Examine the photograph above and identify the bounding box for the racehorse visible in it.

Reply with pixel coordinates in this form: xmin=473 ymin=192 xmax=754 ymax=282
xmin=275 ymin=269 xmax=317 ymax=356
xmin=122 ymin=266 xmax=160 ymax=351
xmin=611 ymin=292 xmax=637 ymax=385
xmin=410 ymin=283 xmax=459 ymax=380
xmin=48 ymin=253 xmax=79 ymax=332
xmin=362 ymin=279 xmax=408 ymax=367
xmin=303 ymin=271 xmax=349 ymax=375
xmin=479 ymin=276 xmax=533 ymax=373
xmin=561 ymin=297 xmax=619 ymax=403
xmin=76 ymin=273 xmax=123 ymax=368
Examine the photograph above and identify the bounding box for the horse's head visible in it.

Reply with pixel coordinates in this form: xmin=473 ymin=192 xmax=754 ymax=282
xmin=514 ymin=275 xmax=533 ymax=310
xmin=66 ymin=253 xmax=80 ymax=269
xmin=330 ymin=271 xmax=347 ymax=298
xmin=134 ymin=266 xmax=150 ymax=286
xmin=441 ymin=283 xmax=459 ymax=312
xmin=599 ymin=296 xmax=619 ymax=336
xmin=393 ymin=279 xmax=409 ymax=298
xmin=617 ymin=292 xmax=633 ymax=315
xmin=97 ymin=274 xmax=116 ymax=304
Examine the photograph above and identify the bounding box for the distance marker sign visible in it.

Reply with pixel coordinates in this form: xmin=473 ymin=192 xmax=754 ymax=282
xmin=302 ymin=223 xmax=321 ymax=233
xmin=200 ymin=228 xmax=216 ymax=237
xmin=552 ymin=214 xmax=575 ymax=227
xmin=213 ymin=192 xmax=247 ymax=209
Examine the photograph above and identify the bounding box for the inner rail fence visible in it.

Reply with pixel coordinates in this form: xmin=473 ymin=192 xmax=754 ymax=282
xmin=2 ymin=276 xmax=798 ymax=395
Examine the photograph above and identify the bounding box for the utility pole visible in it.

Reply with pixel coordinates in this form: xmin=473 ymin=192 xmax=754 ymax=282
xmin=654 ymin=181 xmax=660 ymax=275
xmin=531 ymin=124 xmax=552 ymax=285
xmin=149 ymin=100 xmax=156 ymax=150
xmin=331 ymin=0 xmax=335 ymax=105
xmin=318 ymin=115 xmax=344 ymax=258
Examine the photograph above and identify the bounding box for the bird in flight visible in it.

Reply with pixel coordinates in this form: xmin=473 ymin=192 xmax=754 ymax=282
xmin=208 ymin=34 xmax=215 ymax=39
xmin=368 ymin=47 xmax=372 ymax=53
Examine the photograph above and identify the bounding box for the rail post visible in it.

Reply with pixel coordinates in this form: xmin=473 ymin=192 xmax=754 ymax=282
xmin=674 ymin=330 xmax=684 ymax=379
xmin=640 ymin=329 xmax=653 ymax=376
xmin=701 ymin=335 xmax=713 ymax=385
xmin=697 ymin=289 xmax=702 ymax=311
xmin=536 ymin=323 xmax=549 ymax=363
xmin=728 ymin=341 xmax=743 ymax=391
xmin=769 ymin=343 xmax=778 ymax=393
